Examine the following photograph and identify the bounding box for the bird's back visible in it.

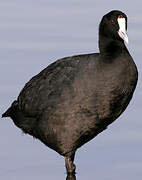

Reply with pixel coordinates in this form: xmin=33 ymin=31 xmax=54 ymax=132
xmin=18 ymin=53 xmax=99 ymax=117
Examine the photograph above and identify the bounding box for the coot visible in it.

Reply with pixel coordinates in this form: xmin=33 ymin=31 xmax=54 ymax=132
xmin=2 ymin=10 xmax=138 ymax=177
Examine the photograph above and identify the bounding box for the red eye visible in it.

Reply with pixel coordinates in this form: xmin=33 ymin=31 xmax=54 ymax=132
xmin=110 ymin=19 xmax=114 ymax=24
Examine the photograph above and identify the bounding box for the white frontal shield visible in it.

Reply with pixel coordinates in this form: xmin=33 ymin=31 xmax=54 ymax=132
xmin=118 ymin=17 xmax=129 ymax=44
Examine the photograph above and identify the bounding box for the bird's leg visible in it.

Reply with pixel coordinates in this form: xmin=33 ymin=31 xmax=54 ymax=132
xmin=65 ymin=152 xmax=76 ymax=176
xmin=66 ymin=173 xmax=76 ymax=180
xmin=65 ymin=157 xmax=76 ymax=175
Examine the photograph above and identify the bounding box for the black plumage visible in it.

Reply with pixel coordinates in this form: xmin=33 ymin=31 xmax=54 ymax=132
xmin=2 ymin=10 xmax=138 ymax=178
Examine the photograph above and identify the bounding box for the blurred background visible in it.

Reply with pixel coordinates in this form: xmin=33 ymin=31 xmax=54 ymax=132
xmin=0 ymin=0 xmax=142 ymax=180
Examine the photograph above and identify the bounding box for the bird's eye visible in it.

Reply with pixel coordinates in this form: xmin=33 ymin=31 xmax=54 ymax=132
xmin=110 ymin=19 xmax=114 ymax=24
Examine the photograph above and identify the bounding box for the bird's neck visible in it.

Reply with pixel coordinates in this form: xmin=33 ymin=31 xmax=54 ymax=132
xmin=99 ymin=36 xmax=128 ymax=57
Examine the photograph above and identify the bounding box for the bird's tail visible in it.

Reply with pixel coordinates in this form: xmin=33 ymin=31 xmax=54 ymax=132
xmin=2 ymin=101 xmax=18 ymax=118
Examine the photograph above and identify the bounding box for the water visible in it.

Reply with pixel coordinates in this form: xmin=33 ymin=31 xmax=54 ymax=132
xmin=0 ymin=1 xmax=142 ymax=180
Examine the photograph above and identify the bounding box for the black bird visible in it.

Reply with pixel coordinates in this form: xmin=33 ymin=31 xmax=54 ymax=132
xmin=2 ymin=10 xmax=138 ymax=178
